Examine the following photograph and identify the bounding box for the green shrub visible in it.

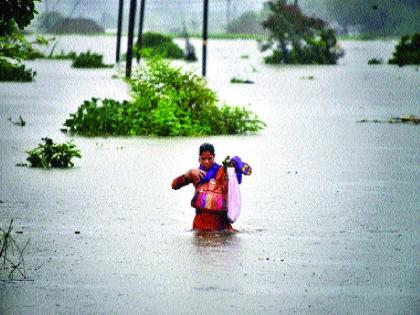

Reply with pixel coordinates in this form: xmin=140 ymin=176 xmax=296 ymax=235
xmin=389 ymin=33 xmax=420 ymax=66
xmin=0 ymin=58 xmax=35 ymax=81
xmin=230 ymin=77 xmax=254 ymax=84
xmin=51 ymin=50 xmax=77 ymax=60
xmin=26 ymin=137 xmax=81 ymax=168
xmin=137 ymin=32 xmax=184 ymax=59
xmin=64 ymin=58 xmax=266 ymax=136
xmin=368 ymin=58 xmax=383 ymax=65
xmin=72 ymin=50 xmax=112 ymax=68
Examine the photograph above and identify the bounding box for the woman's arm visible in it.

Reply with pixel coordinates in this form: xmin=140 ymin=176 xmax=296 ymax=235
xmin=171 ymin=169 xmax=206 ymax=190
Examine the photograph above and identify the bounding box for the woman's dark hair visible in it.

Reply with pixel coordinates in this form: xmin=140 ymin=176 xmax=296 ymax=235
xmin=199 ymin=143 xmax=215 ymax=155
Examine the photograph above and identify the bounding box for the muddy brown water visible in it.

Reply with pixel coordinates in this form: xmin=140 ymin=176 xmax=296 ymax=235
xmin=0 ymin=38 xmax=419 ymax=314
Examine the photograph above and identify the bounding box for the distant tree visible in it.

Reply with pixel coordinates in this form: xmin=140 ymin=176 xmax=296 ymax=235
xmin=261 ymin=1 xmax=341 ymax=64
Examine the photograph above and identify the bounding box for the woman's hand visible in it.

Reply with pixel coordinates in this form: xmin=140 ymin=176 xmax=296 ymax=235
xmin=186 ymin=168 xmax=206 ymax=180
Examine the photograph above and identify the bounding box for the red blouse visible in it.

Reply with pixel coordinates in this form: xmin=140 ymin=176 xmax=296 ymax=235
xmin=171 ymin=167 xmax=233 ymax=232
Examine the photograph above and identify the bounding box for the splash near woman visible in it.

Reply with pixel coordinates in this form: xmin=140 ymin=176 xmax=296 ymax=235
xmin=171 ymin=143 xmax=252 ymax=232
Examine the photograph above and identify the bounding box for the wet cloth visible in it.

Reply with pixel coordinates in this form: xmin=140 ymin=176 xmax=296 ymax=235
xmin=227 ymin=167 xmax=241 ymax=223
xmin=231 ymin=156 xmax=252 ymax=184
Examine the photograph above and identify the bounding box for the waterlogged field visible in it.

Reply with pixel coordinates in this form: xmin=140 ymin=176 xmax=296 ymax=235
xmin=0 ymin=38 xmax=419 ymax=314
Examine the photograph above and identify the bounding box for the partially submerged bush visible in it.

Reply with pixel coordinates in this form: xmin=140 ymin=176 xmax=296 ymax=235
xmin=368 ymin=58 xmax=383 ymax=65
xmin=0 ymin=219 xmax=29 ymax=280
xmin=51 ymin=50 xmax=77 ymax=60
xmin=230 ymin=77 xmax=254 ymax=84
xmin=72 ymin=51 xmax=112 ymax=68
xmin=136 ymin=32 xmax=184 ymax=59
xmin=389 ymin=33 xmax=420 ymax=66
xmin=64 ymin=58 xmax=266 ymax=136
xmin=0 ymin=58 xmax=35 ymax=82
xmin=26 ymin=137 xmax=81 ymax=168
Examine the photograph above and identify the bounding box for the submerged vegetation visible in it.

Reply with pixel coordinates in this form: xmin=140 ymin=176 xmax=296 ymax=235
xmin=26 ymin=137 xmax=81 ymax=168
xmin=0 ymin=59 xmax=35 ymax=82
xmin=358 ymin=115 xmax=420 ymax=125
xmin=230 ymin=77 xmax=254 ymax=84
xmin=368 ymin=58 xmax=383 ymax=65
xmin=388 ymin=33 xmax=420 ymax=66
xmin=64 ymin=58 xmax=266 ymax=136
xmin=261 ymin=1 xmax=342 ymax=65
xmin=0 ymin=219 xmax=29 ymax=280
xmin=72 ymin=50 xmax=112 ymax=68
xmin=133 ymin=32 xmax=184 ymax=60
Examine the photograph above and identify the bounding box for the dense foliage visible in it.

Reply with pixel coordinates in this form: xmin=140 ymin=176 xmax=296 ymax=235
xmin=64 ymin=58 xmax=266 ymax=136
xmin=135 ymin=32 xmax=184 ymax=59
xmin=26 ymin=137 xmax=81 ymax=168
xmin=0 ymin=58 xmax=35 ymax=81
xmin=261 ymin=1 xmax=341 ymax=65
xmin=72 ymin=51 xmax=112 ymax=68
xmin=388 ymin=33 xmax=420 ymax=66
xmin=0 ymin=0 xmax=40 ymax=81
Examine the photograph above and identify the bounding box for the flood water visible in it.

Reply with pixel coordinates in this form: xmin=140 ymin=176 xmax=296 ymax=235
xmin=0 ymin=37 xmax=419 ymax=314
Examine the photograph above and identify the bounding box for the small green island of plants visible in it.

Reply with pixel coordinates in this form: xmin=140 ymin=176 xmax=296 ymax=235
xmin=389 ymin=33 xmax=420 ymax=66
xmin=64 ymin=58 xmax=266 ymax=136
xmin=72 ymin=50 xmax=112 ymax=68
xmin=26 ymin=137 xmax=81 ymax=168
xmin=123 ymin=32 xmax=185 ymax=60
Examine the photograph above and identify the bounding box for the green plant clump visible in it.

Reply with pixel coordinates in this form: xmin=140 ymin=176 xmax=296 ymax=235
xmin=137 ymin=32 xmax=184 ymax=59
xmin=72 ymin=50 xmax=112 ymax=68
xmin=230 ymin=77 xmax=254 ymax=84
xmin=26 ymin=137 xmax=81 ymax=168
xmin=368 ymin=58 xmax=383 ymax=65
xmin=51 ymin=50 xmax=77 ymax=60
xmin=64 ymin=58 xmax=266 ymax=136
xmin=0 ymin=58 xmax=35 ymax=81
xmin=389 ymin=33 xmax=420 ymax=66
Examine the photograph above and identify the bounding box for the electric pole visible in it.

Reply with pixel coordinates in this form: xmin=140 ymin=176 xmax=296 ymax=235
xmin=125 ymin=0 xmax=137 ymax=78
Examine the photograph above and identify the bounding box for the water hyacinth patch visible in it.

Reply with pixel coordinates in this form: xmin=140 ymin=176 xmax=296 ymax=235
xmin=26 ymin=137 xmax=81 ymax=168
xmin=64 ymin=58 xmax=266 ymax=136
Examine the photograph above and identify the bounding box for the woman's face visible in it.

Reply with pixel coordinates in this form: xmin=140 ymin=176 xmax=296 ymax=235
xmin=199 ymin=151 xmax=214 ymax=171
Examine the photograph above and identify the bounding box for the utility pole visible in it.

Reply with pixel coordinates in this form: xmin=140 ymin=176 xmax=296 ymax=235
xmin=125 ymin=0 xmax=137 ymax=78
xmin=136 ymin=0 xmax=146 ymax=62
xmin=202 ymin=0 xmax=209 ymax=77
xmin=115 ymin=0 xmax=124 ymax=63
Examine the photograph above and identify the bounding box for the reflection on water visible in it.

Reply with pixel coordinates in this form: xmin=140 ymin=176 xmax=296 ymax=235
xmin=192 ymin=231 xmax=240 ymax=249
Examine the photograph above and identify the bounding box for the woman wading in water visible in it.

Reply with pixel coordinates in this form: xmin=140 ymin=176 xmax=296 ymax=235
xmin=171 ymin=143 xmax=251 ymax=232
